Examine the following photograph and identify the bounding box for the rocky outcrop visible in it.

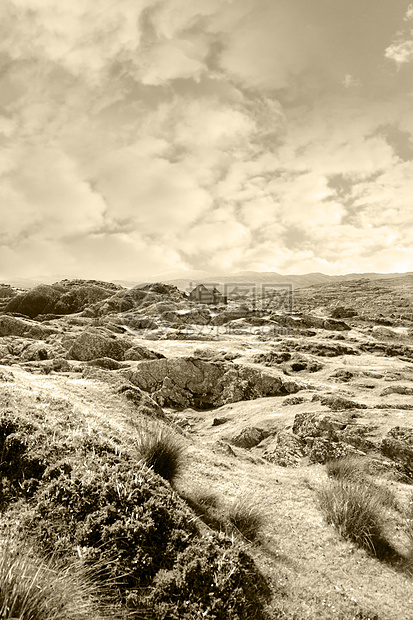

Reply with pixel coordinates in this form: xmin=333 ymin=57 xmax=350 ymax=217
xmin=124 ymin=357 xmax=303 ymax=409
xmin=67 ymin=329 xmax=130 ymax=361
xmin=271 ymin=313 xmax=350 ymax=331
xmin=307 ymin=438 xmax=364 ymax=464
xmin=5 ymin=284 xmax=62 ymax=318
xmin=0 ymin=316 xmax=58 ymax=340
xmin=4 ymin=283 xmax=113 ymax=318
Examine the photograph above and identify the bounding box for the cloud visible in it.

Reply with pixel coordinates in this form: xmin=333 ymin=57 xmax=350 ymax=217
xmin=385 ymin=3 xmax=413 ymax=66
xmin=0 ymin=0 xmax=412 ymax=281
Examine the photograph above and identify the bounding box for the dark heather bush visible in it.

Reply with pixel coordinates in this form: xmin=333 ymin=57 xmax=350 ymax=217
xmin=24 ymin=457 xmax=272 ymax=619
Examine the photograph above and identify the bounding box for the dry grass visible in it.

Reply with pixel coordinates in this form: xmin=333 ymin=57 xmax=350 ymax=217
xmin=0 ymin=539 xmax=114 ymax=620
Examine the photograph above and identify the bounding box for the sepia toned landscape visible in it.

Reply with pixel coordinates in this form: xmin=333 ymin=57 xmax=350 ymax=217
xmin=0 ymin=273 xmax=412 ymax=619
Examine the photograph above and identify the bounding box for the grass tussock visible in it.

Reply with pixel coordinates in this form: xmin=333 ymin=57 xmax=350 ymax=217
xmin=0 ymin=539 xmax=114 ymax=620
xmin=227 ymin=496 xmax=265 ymax=542
xmin=316 ymin=480 xmax=395 ymax=559
xmin=325 ymin=455 xmax=369 ymax=482
xmin=134 ymin=422 xmax=186 ymax=485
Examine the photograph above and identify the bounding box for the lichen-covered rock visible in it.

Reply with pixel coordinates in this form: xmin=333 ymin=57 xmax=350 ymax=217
xmin=293 ymin=412 xmax=349 ymax=440
xmin=124 ymin=357 xmax=303 ymax=409
xmin=67 ymin=329 xmax=130 ymax=361
xmin=260 ymin=431 xmax=305 ymax=467
xmin=381 ymin=427 xmax=413 ymax=475
xmin=308 ymin=438 xmax=365 ymax=464
xmin=5 ymin=284 xmax=62 ymax=318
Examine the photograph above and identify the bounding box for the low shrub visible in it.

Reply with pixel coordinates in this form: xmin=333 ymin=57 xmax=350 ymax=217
xmin=134 ymin=422 xmax=185 ymax=485
xmin=24 ymin=457 xmax=272 ymax=618
xmin=316 ymin=480 xmax=395 ymax=559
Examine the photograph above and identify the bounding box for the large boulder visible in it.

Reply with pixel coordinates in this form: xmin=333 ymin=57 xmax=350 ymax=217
xmin=124 ymin=358 xmax=303 ymax=409
xmin=307 ymin=438 xmax=365 ymax=464
xmin=67 ymin=329 xmax=130 ymax=361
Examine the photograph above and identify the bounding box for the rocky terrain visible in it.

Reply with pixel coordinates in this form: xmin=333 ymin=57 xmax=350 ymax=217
xmin=1 ymin=274 xmax=413 ymax=619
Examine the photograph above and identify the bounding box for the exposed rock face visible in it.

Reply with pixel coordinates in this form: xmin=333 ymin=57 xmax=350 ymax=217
xmin=67 ymin=329 xmax=130 ymax=361
xmin=0 ymin=316 xmax=58 ymax=340
xmin=381 ymin=427 xmax=413 ymax=475
xmin=124 ymin=357 xmax=303 ymax=409
xmin=271 ymin=314 xmax=350 ymax=331
xmin=116 ymin=384 xmax=166 ymax=419
xmin=53 ymin=285 xmax=112 ymax=314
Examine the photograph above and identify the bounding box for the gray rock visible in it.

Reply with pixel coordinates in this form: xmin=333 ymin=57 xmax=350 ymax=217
xmin=311 ymin=393 xmax=367 ymax=410
xmin=5 ymin=284 xmax=62 ymax=317
xmin=293 ymin=411 xmax=349 ymax=440
xmin=123 ymin=345 xmax=165 ymax=361
xmin=230 ymin=426 xmax=265 ymax=449
xmin=67 ymin=329 xmax=129 ymax=361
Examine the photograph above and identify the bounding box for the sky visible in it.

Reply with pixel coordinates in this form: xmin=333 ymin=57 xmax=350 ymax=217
xmin=1 ymin=0 xmax=413 ymax=282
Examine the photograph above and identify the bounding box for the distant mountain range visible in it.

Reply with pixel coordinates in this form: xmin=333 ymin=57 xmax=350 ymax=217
xmin=2 ymin=270 xmax=413 ymax=291
xmin=122 ymin=270 xmax=413 ymax=293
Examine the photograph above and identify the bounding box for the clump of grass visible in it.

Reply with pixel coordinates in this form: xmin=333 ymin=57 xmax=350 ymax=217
xmin=325 ymin=457 xmax=401 ymax=512
xmin=325 ymin=455 xmax=369 ymax=482
xmin=134 ymin=422 xmax=185 ymax=484
xmin=316 ymin=480 xmax=395 ymax=559
xmin=227 ymin=496 xmax=265 ymax=542
xmin=0 ymin=539 xmax=113 ymax=620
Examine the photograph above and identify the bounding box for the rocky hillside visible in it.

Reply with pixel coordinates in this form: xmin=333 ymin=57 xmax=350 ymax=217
xmin=0 ymin=276 xmax=413 ymax=618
